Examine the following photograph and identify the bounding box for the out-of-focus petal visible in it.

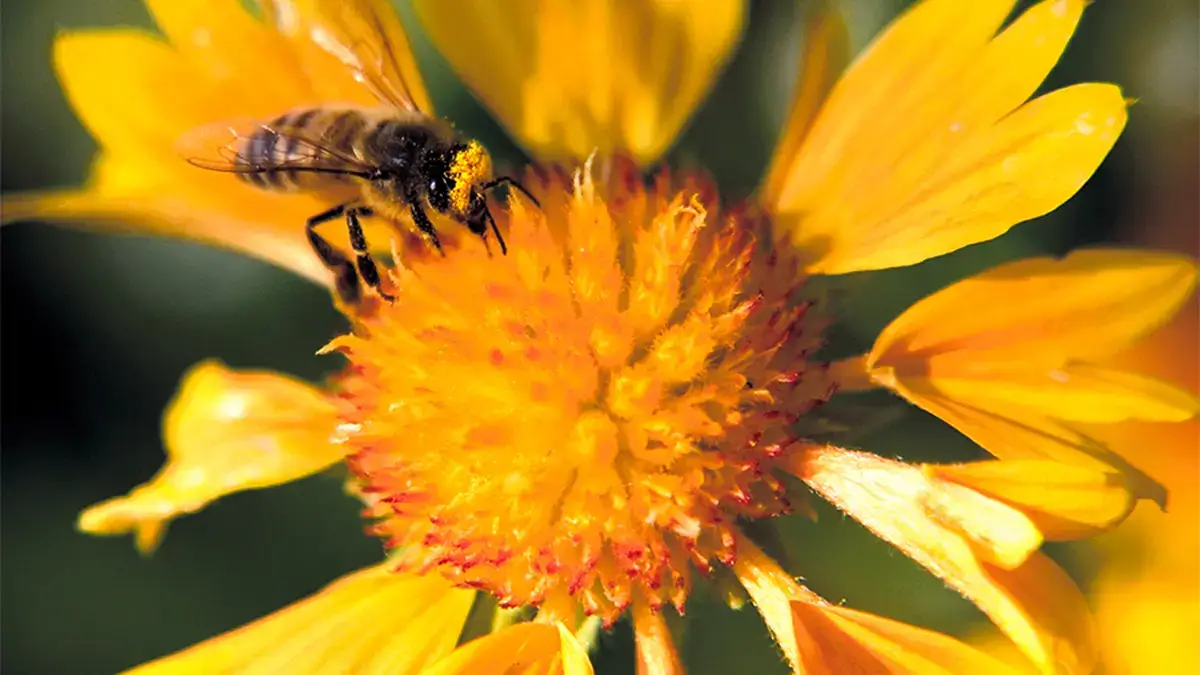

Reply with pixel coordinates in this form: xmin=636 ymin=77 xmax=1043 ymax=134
xmin=422 ymin=622 xmax=594 ymax=675
xmin=731 ymin=534 xmax=1018 ymax=674
xmin=77 ymin=360 xmax=346 ymax=553
xmin=124 ymin=564 xmax=475 ymax=674
xmin=143 ymin=0 xmax=309 ymax=104
xmin=870 ymin=249 xmax=1198 ymax=368
xmin=414 ymin=0 xmax=745 ymax=165
xmin=632 ymin=598 xmax=683 ymax=675
xmin=923 ymin=363 xmax=1199 ymax=424
xmin=767 ymin=0 xmax=1126 ymax=275
xmin=760 ymin=0 xmax=849 ymax=205
xmin=930 ymin=460 xmax=1137 ymax=541
xmin=793 ymin=445 xmax=1097 ymax=673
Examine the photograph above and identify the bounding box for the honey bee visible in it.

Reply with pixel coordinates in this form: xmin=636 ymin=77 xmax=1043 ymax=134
xmin=177 ymin=0 xmax=535 ymax=305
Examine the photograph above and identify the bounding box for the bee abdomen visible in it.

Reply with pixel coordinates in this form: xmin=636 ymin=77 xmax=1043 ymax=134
xmin=239 ymin=109 xmax=367 ymax=192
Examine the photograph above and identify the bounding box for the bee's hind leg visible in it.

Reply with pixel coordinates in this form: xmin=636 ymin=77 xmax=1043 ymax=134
xmin=345 ymin=206 xmax=395 ymax=302
xmin=306 ymin=204 xmax=361 ymax=306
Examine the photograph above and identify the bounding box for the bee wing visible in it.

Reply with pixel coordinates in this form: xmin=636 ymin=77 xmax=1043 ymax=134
xmin=177 ymin=117 xmax=375 ymax=178
xmin=262 ymin=0 xmax=433 ymax=114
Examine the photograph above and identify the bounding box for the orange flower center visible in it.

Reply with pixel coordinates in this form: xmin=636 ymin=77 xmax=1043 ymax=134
xmin=328 ymin=158 xmax=836 ymax=622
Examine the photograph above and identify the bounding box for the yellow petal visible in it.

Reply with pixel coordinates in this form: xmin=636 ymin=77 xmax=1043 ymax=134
xmin=868 ymin=249 xmax=1199 ymax=431
xmin=731 ymin=535 xmax=1018 ymax=675
xmin=888 ymin=379 xmax=1168 ymax=509
xmin=768 ymin=0 xmax=1126 ymax=274
xmin=77 ymin=360 xmax=345 ymax=553
xmin=793 ymin=445 xmax=1096 ymax=672
xmin=928 ymin=362 xmax=1199 ymax=424
xmin=143 ymin=0 xmax=312 ymax=105
xmin=632 ymin=597 xmax=683 ymax=675
xmin=789 ymin=602 xmax=1021 ymax=674
xmin=423 ymin=622 xmax=594 ymax=675
xmin=1 ymin=25 xmax=386 ymax=287
xmin=124 ymin=564 xmax=475 ymax=674
xmin=414 ymin=0 xmax=745 ymax=165
xmin=759 ymin=0 xmax=849 ymax=206
xmin=792 ymin=446 xmax=1043 ymax=569
xmin=930 ymin=460 xmax=1137 ymax=540
xmin=871 ymin=249 xmax=1199 ymax=367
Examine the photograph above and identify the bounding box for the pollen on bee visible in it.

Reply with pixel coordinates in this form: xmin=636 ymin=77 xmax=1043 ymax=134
xmin=449 ymin=140 xmax=493 ymax=215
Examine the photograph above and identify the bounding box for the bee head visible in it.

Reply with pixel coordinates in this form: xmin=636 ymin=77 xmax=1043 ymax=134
xmin=444 ymin=140 xmax=493 ymax=220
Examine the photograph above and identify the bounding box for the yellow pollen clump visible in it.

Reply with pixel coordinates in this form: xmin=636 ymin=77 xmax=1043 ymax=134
xmin=448 ymin=140 xmax=493 ymax=215
xmin=329 ymin=158 xmax=835 ymax=622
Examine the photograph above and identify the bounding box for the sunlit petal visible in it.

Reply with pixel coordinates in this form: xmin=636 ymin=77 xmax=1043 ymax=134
xmin=124 ymin=564 xmax=475 ymax=674
xmin=767 ymin=0 xmax=1126 ymax=274
xmin=732 ymin=535 xmax=1019 ymax=674
xmin=632 ymin=597 xmax=683 ymax=675
xmin=793 ymin=445 xmax=1096 ymax=672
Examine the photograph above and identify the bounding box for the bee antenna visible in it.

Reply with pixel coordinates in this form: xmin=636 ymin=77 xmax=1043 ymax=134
xmin=483 ymin=204 xmax=508 ymax=256
xmin=483 ymin=176 xmax=540 ymax=208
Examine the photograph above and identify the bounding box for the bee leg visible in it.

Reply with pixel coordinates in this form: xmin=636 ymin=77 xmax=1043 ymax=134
xmin=306 ymin=204 xmax=361 ymax=306
xmin=346 ymin=206 xmax=394 ymax=302
xmin=407 ymin=199 xmax=445 ymax=256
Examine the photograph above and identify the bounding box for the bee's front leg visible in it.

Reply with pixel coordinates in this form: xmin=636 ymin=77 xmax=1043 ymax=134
xmin=345 ymin=206 xmax=395 ymax=303
xmin=306 ymin=203 xmax=360 ymax=306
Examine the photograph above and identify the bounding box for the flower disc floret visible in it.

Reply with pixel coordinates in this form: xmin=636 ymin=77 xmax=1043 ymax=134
xmin=330 ymin=159 xmax=836 ymax=621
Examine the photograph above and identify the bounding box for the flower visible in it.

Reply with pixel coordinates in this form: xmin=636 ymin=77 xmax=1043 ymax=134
xmin=4 ymin=0 xmax=1197 ymax=673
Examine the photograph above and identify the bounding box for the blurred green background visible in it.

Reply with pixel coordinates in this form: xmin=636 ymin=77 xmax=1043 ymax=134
xmin=2 ymin=1 xmax=1196 ymax=673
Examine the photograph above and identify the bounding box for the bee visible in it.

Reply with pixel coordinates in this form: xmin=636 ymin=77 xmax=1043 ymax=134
xmin=177 ymin=0 xmax=535 ymax=305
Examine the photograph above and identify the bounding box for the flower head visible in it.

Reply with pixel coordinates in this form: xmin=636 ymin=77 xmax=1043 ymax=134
xmin=5 ymin=0 xmax=1197 ymax=673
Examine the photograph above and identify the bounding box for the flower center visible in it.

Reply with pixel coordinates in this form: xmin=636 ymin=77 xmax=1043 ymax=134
xmin=329 ymin=157 xmax=836 ymax=621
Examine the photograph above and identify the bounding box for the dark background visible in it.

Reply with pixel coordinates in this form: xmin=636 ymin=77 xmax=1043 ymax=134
xmin=3 ymin=1 xmax=1197 ymax=673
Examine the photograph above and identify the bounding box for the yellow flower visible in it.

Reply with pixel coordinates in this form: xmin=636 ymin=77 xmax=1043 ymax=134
xmin=4 ymin=0 xmax=1197 ymax=673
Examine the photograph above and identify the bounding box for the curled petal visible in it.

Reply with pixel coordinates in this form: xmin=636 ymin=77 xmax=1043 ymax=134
xmin=423 ymin=622 xmax=594 ymax=675
xmin=124 ymin=564 xmax=475 ymax=674
xmin=891 ymin=380 xmax=1168 ymax=510
xmin=731 ymin=535 xmax=1018 ymax=674
xmin=792 ymin=446 xmax=1096 ymax=673
xmin=415 ymin=0 xmax=746 ymax=165
xmin=930 ymin=460 xmax=1137 ymax=540
xmin=768 ymin=0 xmax=1125 ymax=274
xmin=78 ymin=360 xmax=346 ymax=552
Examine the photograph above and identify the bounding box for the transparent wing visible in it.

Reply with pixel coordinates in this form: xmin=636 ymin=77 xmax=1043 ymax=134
xmin=261 ymin=0 xmax=433 ymax=114
xmin=176 ymin=117 xmax=374 ymax=178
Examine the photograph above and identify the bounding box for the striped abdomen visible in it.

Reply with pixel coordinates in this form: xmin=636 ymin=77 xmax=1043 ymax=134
xmin=238 ymin=108 xmax=372 ymax=192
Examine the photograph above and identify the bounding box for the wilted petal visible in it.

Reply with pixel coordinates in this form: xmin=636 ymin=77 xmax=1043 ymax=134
xmin=930 ymin=460 xmax=1137 ymax=540
xmin=78 ymin=360 xmax=346 ymax=552
xmin=124 ymin=564 xmax=475 ymax=674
